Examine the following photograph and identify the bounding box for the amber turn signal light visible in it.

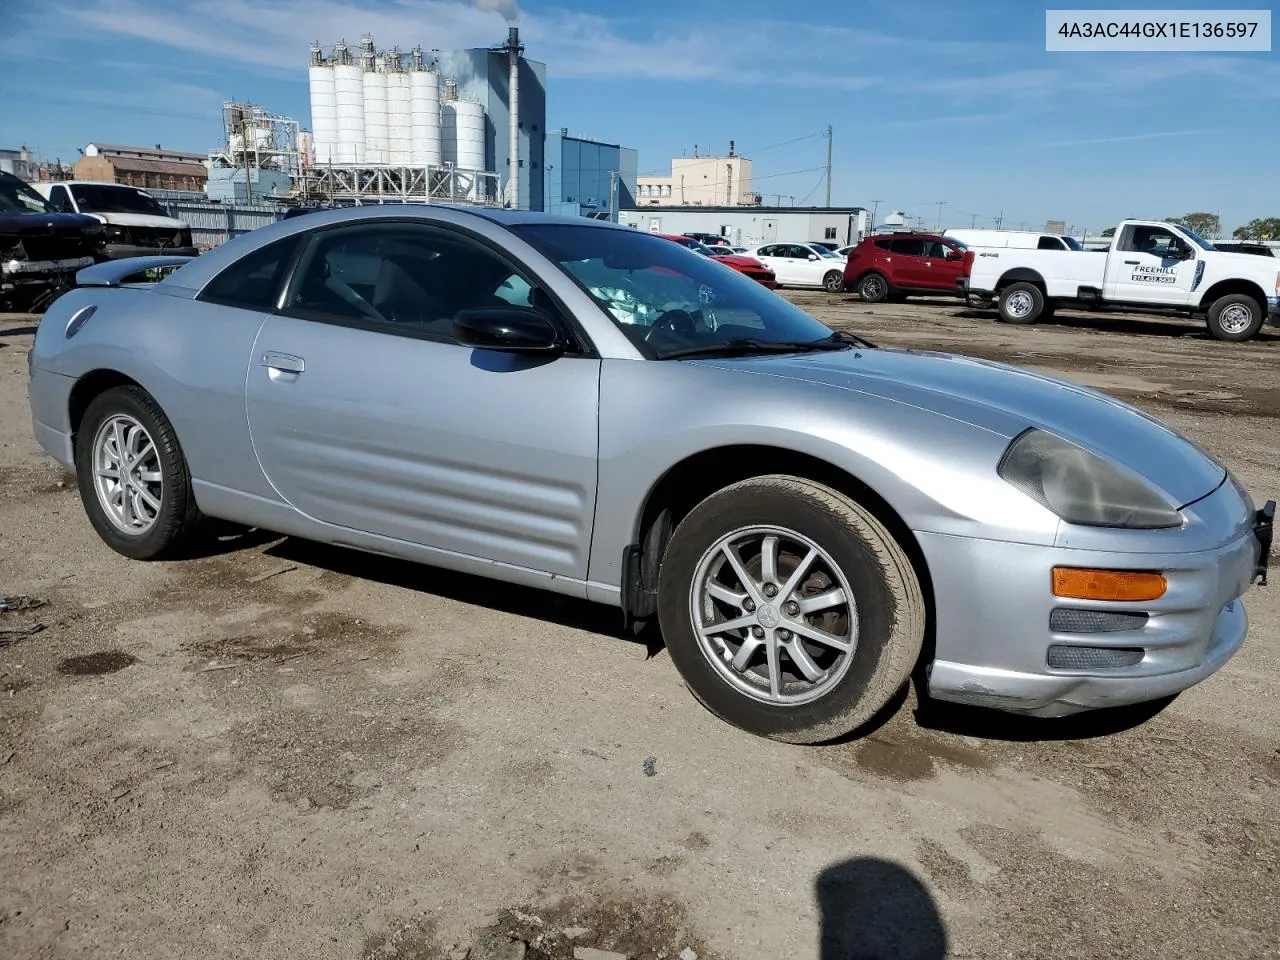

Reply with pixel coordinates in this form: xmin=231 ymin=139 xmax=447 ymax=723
xmin=1051 ymin=567 xmax=1167 ymax=602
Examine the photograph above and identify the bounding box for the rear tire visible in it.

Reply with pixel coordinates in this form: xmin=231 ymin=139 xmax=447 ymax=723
xmin=997 ymin=282 xmax=1044 ymax=324
xmin=1205 ymin=294 xmax=1263 ymax=342
xmin=74 ymin=386 xmax=203 ymax=560
xmin=656 ymin=476 xmax=925 ymax=744
xmin=857 ymin=272 xmax=889 ymax=303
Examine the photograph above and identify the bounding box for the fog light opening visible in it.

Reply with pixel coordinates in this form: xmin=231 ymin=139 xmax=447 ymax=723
xmin=1052 ymin=567 xmax=1167 ymax=602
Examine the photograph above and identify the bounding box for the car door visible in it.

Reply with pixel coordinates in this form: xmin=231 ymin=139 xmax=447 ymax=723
xmin=754 ymin=244 xmax=789 ymax=283
xmin=782 ymin=244 xmax=823 ymax=286
xmin=245 ymin=218 xmax=601 ymax=580
xmin=1103 ymin=224 xmax=1198 ymax=305
xmin=921 ymin=238 xmax=967 ymax=292
xmin=888 ymin=237 xmax=928 ymax=287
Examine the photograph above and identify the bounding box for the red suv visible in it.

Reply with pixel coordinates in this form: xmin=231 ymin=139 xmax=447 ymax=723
xmin=842 ymin=233 xmax=972 ymax=302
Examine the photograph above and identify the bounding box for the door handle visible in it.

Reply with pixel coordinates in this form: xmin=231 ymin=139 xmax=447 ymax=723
xmin=1123 ymin=260 xmax=1139 ymax=265
xmin=261 ymin=352 xmax=305 ymax=376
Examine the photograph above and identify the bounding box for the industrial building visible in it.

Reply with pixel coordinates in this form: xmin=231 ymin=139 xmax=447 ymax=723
xmin=73 ymin=143 xmax=208 ymax=192
xmin=637 ymin=146 xmax=757 ymax=207
xmin=618 ymin=205 xmax=870 ymax=249
xmin=544 ymin=130 xmax=636 ymax=219
xmin=303 ymin=28 xmax=542 ymax=207
xmin=205 ymin=101 xmax=301 ymax=202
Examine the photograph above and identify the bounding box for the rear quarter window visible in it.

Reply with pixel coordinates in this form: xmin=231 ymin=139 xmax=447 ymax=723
xmin=198 ymin=235 xmax=301 ymax=311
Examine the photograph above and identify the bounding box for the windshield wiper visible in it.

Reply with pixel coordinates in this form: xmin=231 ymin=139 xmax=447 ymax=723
xmin=825 ymin=329 xmax=876 ymax=349
xmin=657 ymin=337 xmax=853 ymax=360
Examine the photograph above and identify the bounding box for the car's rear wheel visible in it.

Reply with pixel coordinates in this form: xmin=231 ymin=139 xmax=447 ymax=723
xmin=1206 ymin=294 xmax=1263 ymax=342
xmin=823 ymin=270 xmax=844 ymax=293
xmin=657 ymin=476 xmax=925 ymax=743
xmin=74 ymin=385 xmax=202 ymax=560
xmin=857 ymin=272 xmax=889 ymax=303
xmin=997 ymin=282 xmax=1044 ymax=324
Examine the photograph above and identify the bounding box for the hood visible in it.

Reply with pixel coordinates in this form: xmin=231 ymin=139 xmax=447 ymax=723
xmin=90 ymin=211 xmax=188 ymax=230
xmin=1212 ymin=249 xmax=1280 ymax=279
xmin=714 ymin=254 xmax=767 ymax=269
xmin=699 ymin=347 xmax=1225 ymax=506
xmin=0 ymin=210 xmax=103 ymax=237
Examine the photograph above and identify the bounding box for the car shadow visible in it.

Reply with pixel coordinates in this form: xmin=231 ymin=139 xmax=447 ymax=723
xmin=0 ymin=324 xmax=38 ymax=337
xmin=954 ymin=308 xmax=1280 ymax=342
xmin=262 ymin=536 xmax=641 ymax=645
xmin=816 ymin=857 xmax=947 ymax=959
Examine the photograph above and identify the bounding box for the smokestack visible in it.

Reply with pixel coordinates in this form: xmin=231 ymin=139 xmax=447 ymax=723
xmin=506 ymin=26 xmax=522 ymax=208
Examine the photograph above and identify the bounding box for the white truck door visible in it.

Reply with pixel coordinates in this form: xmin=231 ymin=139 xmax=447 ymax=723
xmin=1104 ymin=224 xmax=1199 ymax=305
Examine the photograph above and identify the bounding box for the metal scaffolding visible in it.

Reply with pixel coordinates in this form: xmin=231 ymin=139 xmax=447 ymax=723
xmin=296 ymin=162 xmax=502 ymax=205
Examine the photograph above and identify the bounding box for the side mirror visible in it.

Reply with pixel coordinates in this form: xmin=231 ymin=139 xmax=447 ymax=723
xmin=807 ymin=253 xmax=819 ymax=261
xmin=454 ymin=306 xmax=566 ymax=354
xmin=945 ymin=251 xmax=963 ymax=261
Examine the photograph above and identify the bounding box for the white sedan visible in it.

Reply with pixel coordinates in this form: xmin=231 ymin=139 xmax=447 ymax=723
xmin=748 ymin=242 xmax=847 ymax=291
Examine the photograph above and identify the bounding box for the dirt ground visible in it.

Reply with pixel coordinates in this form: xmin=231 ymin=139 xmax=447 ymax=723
xmin=1 ymin=296 xmax=1277 ymax=960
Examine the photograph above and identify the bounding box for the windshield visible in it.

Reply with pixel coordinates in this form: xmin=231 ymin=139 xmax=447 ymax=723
xmin=0 ymin=174 xmax=55 ymax=214
xmin=70 ymin=184 xmax=167 ymax=216
xmin=1059 ymin=236 xmax=1083 ymax=251
xmin=1177 ymin=226 xmax=1216 ymax=251
xmin=511 ymin=223 xmax=838 ymax=359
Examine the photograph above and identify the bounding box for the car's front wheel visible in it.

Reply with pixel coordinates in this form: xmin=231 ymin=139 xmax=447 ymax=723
xmin=74 ymin=385 xmax=203 ymax=560
xmin=823 ymin=270 xmax=845 ymax=293
xmin=657 ymin=476 xmax=925 ymax=743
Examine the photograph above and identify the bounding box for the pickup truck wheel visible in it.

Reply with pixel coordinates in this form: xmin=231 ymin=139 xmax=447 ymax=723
xmin=1206 ymin=294 xmax=1263 ymax=342
xmin=857 ymin=272 xmax=889 ymax=303
xmin=656 ymin=476 xmax=925 ymax=744
xmin=74 ymin=386 xmax=203 ymax=560
xmin=997 ymin=282 xmax=1044 ymax=324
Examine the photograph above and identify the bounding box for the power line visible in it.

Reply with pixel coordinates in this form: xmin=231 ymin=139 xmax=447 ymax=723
xmin=733 ymin=130 xmax=826 ymax=158
xmin=798 ymin=169 xmax=828 ymax=205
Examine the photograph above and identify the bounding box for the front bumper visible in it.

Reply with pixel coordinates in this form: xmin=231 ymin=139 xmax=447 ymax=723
xmin=1267 ymin=296 xmax=1279 ymax=327
xmin=2 ymin=256 xmax=96 ymax=284
xmin=103 ymin=244 xmax=199 ymax=260
xmin=918 ymin=492 xmax=1273 ymax=717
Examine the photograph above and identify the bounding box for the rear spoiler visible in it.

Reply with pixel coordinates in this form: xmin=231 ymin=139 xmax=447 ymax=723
xmin=75 ymin=255 xmax=197 ymax=288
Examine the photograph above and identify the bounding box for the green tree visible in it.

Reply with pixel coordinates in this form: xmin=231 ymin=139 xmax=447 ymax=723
xmin=1100 ymin=227 xmax=1115 ymax=238
xmin=1164 ymin=212 xmax=1221 ymax=239
xmin=1233 ymin=217 xmax=1280 ymax=241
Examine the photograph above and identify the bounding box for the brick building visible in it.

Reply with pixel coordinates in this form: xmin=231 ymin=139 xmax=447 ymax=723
xmin=73 ymin=143 xmax=208 ymax=192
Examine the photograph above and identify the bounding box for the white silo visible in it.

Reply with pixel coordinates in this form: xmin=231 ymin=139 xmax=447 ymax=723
xmin=361 ymin=41 xmax=389 ymax=165
xmin=332 ymin=40 xmax=365 ymax=164
xmin=453 ymin=98 xmax=486 ymax=198
xmin=386 ymin=52 xmax=413 ymax=166
xmin=307 ymin=42 xmax=337 ymax=165
xmin=409 ymin=47 xmax=441 ymax=167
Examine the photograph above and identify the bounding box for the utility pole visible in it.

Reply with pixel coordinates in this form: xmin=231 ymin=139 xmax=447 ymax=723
xmin=241 ymin=117 xmax=254 ymax=204
xmin=869 ymin=199 xmax=880 ymax=232
xmin=971 ymin=213 xmax=977 ymax=228
xmin=995 ymin=209 xmax=1004 ymax=230
xmin=935 ymin=200 xmax=945 ymax=231
xmin=608 ymin=170 xmax=618 ymax=222
xmin=824 ymin=123 xmax=833 ymax=206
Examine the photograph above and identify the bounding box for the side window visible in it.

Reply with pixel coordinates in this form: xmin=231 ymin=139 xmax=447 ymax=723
xmin=48 ymin=185 xmax=75 ymax=212
xmin=199 ymin=235 xmax=301 ymax=310
xmin=1037 ymin=236 xmax=1063 ymax=250
xmin=874 ymin=238 xmax=892 ymax=250
xmin=890 ymin=238 xmax=925 ymax=256
xmin=284 ymin=221 xmax=541 ymax=342
xmin=758 ymin=245 xmax=777 ymax=257
xmin=922 ymin=240 xmax=948 ymax=258
xmin=788 ymin=245 xmax=811 ymax=258
xmin=1119 ymin=225 xmax=1183 ymax=256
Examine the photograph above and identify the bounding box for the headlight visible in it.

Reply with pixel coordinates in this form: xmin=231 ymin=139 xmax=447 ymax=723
xmin=998 ymin=429 xmax=1182 ymax=529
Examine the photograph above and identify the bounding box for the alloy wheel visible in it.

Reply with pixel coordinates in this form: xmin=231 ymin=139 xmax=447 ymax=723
xmin=91 ymin=414 xmax=164 ymax=535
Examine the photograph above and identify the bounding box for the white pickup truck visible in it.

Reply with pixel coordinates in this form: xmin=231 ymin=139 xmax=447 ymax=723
xmin=959 ymin=219 xmax=1280 ymax=342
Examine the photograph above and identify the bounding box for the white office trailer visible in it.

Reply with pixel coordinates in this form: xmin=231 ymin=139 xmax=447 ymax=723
xmin=618 ymin=205 xmax=870 ymax=249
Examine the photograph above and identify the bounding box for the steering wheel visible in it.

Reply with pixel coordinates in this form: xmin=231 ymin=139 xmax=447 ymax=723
xmin=644 ymin=308 xmax=698 ymax=343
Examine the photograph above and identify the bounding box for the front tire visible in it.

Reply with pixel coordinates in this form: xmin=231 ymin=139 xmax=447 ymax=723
xmin=823 ymin=270 xmax=844 ymax=293
xmin=997 ymin=282 xmax=1044 ymax=324
xmin=656 ymin=476 xmax=925 ymax=744
xmin=857 ymin=272 xmax=889 ymax=303
xmin=1206 ymin=294 xmax=1263 ymax=342
xmin=74 ymin=385 xmax=202 ymax=560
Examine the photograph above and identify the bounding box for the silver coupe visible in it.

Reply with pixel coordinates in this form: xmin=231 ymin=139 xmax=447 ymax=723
xmin=27 ymin=206 xmax=1275 ymax=743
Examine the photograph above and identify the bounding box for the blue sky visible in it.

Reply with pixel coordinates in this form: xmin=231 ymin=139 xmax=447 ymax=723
xmin=0 ymin=0 xmax=1276 ymax=234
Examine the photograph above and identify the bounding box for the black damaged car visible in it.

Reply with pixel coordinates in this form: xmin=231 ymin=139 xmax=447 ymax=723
xmin=0 ymin=171 xmax=105 ymax=312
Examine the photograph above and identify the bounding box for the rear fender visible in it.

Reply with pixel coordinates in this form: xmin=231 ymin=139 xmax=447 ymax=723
xmin=75 ymin=256 xmax=196 ymax=288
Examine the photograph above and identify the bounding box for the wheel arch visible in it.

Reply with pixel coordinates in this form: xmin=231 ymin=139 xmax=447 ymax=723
xmin=995 ymin=268 xmax=1046 ymax=291
xmin=1196 ymin=278 xmax=1268 ymax=314
xmin=623 ymin=444 xmax=936 ymax=667
xmin=68 ymin=370 xmax=146 ymax=443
